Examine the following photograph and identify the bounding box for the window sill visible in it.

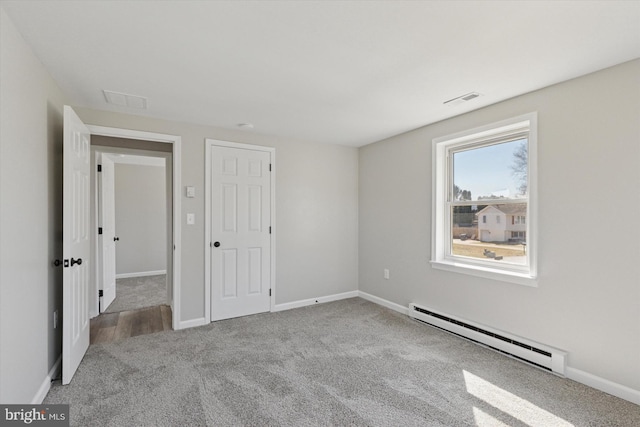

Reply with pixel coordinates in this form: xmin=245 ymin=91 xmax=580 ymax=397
xmin=430 ymin=259 xmax=537 ymax=287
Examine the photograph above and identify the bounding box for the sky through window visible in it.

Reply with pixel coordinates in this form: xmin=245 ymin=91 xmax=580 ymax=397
xmin=453 ymin=138 xmax=526 ymax=201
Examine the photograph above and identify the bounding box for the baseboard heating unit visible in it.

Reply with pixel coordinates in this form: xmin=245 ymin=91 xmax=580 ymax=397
xmin=408 ymin=303 xmax=567 ymax=376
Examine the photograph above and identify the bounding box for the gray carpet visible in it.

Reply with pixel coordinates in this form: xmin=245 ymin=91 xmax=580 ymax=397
xmin=104 ymin=274 xmax=167 ymax=313
xmin=46 ymin=298 xmax=640 ymax=426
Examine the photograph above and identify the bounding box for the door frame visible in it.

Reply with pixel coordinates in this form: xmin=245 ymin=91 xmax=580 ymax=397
xmin=87 ymin=125 xmax=182 ymax=330
xmin=204 ymin=139 xmax=276 ymax=322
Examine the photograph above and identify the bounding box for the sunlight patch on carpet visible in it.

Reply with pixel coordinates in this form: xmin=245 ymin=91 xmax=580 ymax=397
xmin=464 ymin=370 xmax=574 ymax=427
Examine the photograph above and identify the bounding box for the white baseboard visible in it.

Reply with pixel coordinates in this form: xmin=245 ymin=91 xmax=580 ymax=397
xmin=566 ymin=367 xmax=640 ymax=405
xmin=357 ymin=291 xmax=639 ymax=405
xmin=116 ymin=270 xmax=166 ymax=279
xmin=32 ymin=356 xmax=61 ymax=404
xmin=357 ymin=291 xmax=408 ymax=315
xmin=176 ymin=316 xmax=208 ymax=330
xmin=272 ymin=290 xmax=359 ymax=312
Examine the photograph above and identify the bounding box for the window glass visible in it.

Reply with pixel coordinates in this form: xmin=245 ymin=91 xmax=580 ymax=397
xmin=449 ymin=139 xmax=528 ymax=266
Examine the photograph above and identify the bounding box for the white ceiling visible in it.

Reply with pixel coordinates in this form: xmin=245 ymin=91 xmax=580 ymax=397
xmin=3 ymin=1 xmax=639 ymax=147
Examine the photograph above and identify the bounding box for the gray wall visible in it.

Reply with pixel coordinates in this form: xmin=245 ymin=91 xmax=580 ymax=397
xmin=0 ymin=8 xmax=66 ymax=403
xmin=114 ymin=163 xmax=167 ymax=276
xmin=359 ymin=59 xmax=640 ymax=391
xmin=74 ymin=108 xmax=360 ymax=322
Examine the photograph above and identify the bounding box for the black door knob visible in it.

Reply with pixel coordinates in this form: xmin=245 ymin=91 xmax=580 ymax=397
xmin=213 ymin=242 xmax=221 ymax=248
xmin=71 ymin=257 xmax=82 ymax=266
xmin=114 ymin=237 xmax=120 ymax=242
xmin=53 ymin=259 xmax=62 ymax=267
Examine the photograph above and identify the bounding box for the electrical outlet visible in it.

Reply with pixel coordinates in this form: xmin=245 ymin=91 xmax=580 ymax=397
xmin=53 ymin=310 xmax=58 ymax=329
xmin=384 ymin=269 xmax=390 ymax=280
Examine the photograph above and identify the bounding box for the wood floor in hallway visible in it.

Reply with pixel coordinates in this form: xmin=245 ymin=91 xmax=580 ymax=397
xmin=90 ymin=305 xmax=172 ymax=344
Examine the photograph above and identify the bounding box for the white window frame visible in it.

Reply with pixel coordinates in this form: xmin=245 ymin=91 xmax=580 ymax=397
xmin=431 ymin=113 xmax=538 ymax=286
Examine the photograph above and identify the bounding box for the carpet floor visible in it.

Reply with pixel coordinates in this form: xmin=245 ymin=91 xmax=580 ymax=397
xmin=45 ymin=298 xmax=640 ymax=426
xmin=104 ymin=275 xmax=167 ymax=313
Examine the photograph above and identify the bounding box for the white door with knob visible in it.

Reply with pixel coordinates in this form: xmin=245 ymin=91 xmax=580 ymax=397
xmin=209 ymin=144 xmax=273 ymax=321
xmin=62 ymin=106 xmax=91 ymax=384
xmin=99 ymin=154 xmax=117 ymax=312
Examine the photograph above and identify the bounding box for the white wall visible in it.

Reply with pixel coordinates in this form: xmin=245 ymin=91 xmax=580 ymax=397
xmin=359 ymin=60 xmax=640 ymax=393
xmin=114 ymin=163 xmax=167 ymax=276
xmin=74 ymin=107 xmax=360 ymax=322
xmin=0 ymin=8 xmax=66 ymax=403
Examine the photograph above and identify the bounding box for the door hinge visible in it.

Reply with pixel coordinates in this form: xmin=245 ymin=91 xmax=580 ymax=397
xmin=97 ymin=164 xmax=102 ymax=172
xmin=269 ymin=289 xmax=271 ymax=297
xmin=98 ymin=227 xmax=103 ymax=235
xmin=269 ymin=226 xmax=271 ymax=234
xmin=98 ymin=290 xmax=104 ymax=297
xmin=269 ymin=164 xmax=272 ymax=172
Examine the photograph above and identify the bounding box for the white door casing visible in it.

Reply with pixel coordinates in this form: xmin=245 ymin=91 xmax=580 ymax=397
xmin=99 ymin=154 xmax=116 ymax=312
xmin=62 ymin=106 xmax=91 ymax=385
xmin=209 ymin=144 xmax=272 ymax=321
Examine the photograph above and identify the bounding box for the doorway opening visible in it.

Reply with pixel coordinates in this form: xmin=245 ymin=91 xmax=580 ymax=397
xmin=90 ymin=141 xmax=173 ymax=343
xmin=95 ymin=149 xmax=169 ymax=314
xmin=87 ymin=127 xmax=182 ymax=332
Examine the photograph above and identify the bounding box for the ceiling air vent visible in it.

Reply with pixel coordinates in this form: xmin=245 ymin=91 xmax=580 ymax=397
xmin=444 ymin=92 xmax=481 ymax=106
xmin=103 ymin=90 xmax=148 ymax=109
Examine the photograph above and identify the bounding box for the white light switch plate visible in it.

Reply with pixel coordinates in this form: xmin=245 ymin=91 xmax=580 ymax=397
xmin=187 ymin=213 xmax=195 ymax=225
xmin=186 ymin=186 xmax=195 ymax=198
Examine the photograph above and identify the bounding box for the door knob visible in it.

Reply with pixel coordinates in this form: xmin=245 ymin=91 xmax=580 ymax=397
xmin=70 ymin=257 xmax=82 ymax=266
xmin=114 ymin=237 xmax=120 ymax=242
xmin=53 ymin=259 xmax=63 ymax=267
xmin=213 ymin=242 xmax=221 ymax=248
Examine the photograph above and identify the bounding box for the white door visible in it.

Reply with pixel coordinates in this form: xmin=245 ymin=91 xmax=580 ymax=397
xmin=211 ymin=146 xmax=271 ymax=321
xmin=62 ymin=106 xmax=91 ymax=385
xmin=99 ymin=154 xmax=116 ymax=312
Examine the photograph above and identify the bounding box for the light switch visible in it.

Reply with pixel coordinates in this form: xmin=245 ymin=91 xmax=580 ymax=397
xmin=186 ymin=213 xmax=195 ymax=225
xmin=186 ymin=186 xmax=195 ymax=198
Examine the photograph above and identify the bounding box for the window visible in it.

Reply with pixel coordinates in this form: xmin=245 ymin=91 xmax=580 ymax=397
xmin=431 ymin=113 xmax=537 ymax=284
